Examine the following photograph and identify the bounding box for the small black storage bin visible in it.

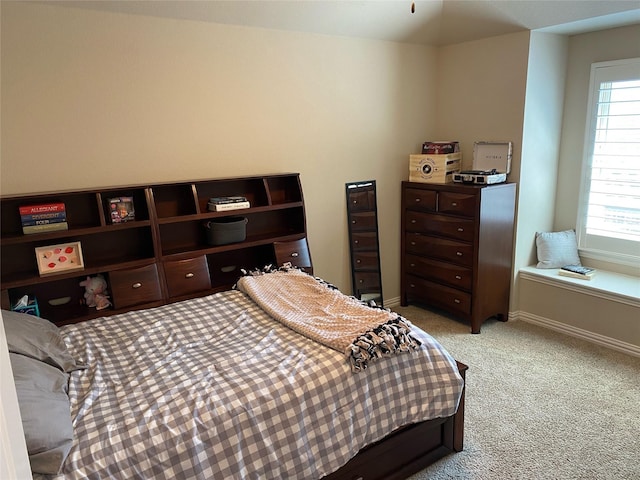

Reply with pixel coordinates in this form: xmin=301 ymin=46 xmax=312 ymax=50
xmin=204 ymin=217 xmax=248 ymax=246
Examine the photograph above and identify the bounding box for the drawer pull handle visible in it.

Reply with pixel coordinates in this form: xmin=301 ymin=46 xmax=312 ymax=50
xmin=356 ymin=259 xmax=361 ymax=264
xmin=352 ymin=220 xmax=357 ymax=224
xmin=454 ymin=298 xmax=461 ymax=304
xmin=291 ymin=252 xmax=299 ymax=257
xmin=410 ymin=284 xmax=415 ymax=288
xmin=411 ymin=219 xmax=416 ymax=224
xmin=132 ymin=282 xmax=142 ymax=289
xmin=353 ymin=200 xmax=358 ymax=204
xmin=451 ymin=202 xmax=458 ymax=207
xmin=455 ymin=275 xmax=462 ymax=280
xmin=456 ymin=251 xmax=463 ymax=256
xmin=410 ymin=241 xmax=416 ymax=246
xmin=185 ymin=272 xmax=194 ymax=279
xmin=410 ymin=263 xmax=415 ymax=267
xmin=354 ymin=240 xmax=359 ymax=244
xmin=359 ymin=279 xmax=364 ymax=284
xmin=414 ymin=198 xmax=421 ymax=202
xmin=457 ymin=227 xmax=464 ymax=232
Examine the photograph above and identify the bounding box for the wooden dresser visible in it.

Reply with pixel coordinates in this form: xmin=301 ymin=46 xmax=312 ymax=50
xmin=1 ymin=173 xmax=311 ymax=325
xmin=400 ymin=181 xmax=516 ymax=333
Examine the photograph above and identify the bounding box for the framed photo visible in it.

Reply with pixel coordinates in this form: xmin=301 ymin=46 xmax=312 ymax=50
xmin=108 ymin=196 xmax=135 ymax=224
xmin=35 ymin=241 xmax=85 ymax=276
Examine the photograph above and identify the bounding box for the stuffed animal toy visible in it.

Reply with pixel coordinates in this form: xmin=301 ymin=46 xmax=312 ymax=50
xmin=79 ymin=275 xmax=112 ymax=310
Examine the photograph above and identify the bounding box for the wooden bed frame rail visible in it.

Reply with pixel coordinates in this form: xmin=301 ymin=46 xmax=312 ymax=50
xmin=325 ymin=361 xmax=467 ymax=480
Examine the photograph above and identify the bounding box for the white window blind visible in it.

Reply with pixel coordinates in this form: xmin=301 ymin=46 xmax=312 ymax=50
xmin=578 ymin=58 xmax=640 ymax=263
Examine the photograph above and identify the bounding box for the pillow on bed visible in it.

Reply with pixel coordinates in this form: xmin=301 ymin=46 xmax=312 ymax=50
xmin=535 ymin=229 xmax=582 ymax=268
xmin=1 ymin=309 xmax=84 ymax=373
xmin=9 ymin=352 xmax=74 ymax=475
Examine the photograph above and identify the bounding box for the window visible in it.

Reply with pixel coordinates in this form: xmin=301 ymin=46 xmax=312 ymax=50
xmin=577 ymin=58 xmax=640 ymax=265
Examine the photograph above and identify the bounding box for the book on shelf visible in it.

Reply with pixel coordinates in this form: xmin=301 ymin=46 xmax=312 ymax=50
xmin=558 ymin=264 xmax=596 ymax=280
xmin=22 ymin=221 xmax=69 ymax=235
xmin=20 ymin=211 xmax=67 ymax=226
xmin=19 ymin=203 xmax=66 ymax=215
xmin=208 ymin=196 xmax=248 ymax=205
xmin=209 ymin=201 xmax=251 ymax=212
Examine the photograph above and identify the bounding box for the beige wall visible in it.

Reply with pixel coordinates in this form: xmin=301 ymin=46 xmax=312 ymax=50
xmin=434 ymin=31 xmax=530 ymax=175
xmin=0 ymin=2 xmax=438 ymax=298
xmin=433 ymin=31 xmax=531 ymax=311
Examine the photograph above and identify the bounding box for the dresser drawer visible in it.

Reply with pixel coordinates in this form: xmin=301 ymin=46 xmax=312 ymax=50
xmin=274 ymin=238 xmax=312 ymax=273
xmin=405 ymin=275 xmax=471 ymax=316
xmin=350 ymin=231 xmax=379 ymax=251
xmin=405 ymin=233 xmax=473 ymax=267
xmin=437 ymin=192 xmax=476 ymax=217
xmin=348 ymin=211 xmax=377 ymax=231
xmin=405 ymin=211 xmax=475 ymax=242
xmin=352 ymin=251 xmax=380 ymax=271
xmin=164 ymin=256 xmax=211 ymax=298
xmin=110 ymin=264 xmax=163 ymax=309
xmin=405 ymin=254 xmax=472 ymax=291
xmin=403 ymin=188 xmax=437 ymax=212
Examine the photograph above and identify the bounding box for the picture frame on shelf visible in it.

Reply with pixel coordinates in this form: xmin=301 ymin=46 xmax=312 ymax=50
xmin=35 ymin=241 xmax=85 ymax=276
xmin=108 ymin=196 xmax=135 ymax=224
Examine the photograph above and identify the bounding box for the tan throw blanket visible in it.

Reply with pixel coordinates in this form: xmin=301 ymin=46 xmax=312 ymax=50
xmin=236 ymin=266 xmax=421 ymax=372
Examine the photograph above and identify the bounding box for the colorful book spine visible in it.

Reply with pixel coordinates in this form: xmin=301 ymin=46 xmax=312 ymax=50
xmin=19 ymin=203 xmax=66 ymax=215
xmin=22 ymin=222 xmax=69 ymax=235
xmin=20 ymin=211 xmax=67 ymax=226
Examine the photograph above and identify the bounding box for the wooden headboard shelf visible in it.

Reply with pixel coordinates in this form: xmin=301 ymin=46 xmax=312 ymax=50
xmin=1 ymin=173 xmax=312 ymax=325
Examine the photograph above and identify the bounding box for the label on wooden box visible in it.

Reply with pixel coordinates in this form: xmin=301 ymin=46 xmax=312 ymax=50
xmin=409 ymin=153 xmax=462 ymax=184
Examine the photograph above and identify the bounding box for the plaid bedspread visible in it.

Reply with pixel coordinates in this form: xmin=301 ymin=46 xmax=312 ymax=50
xmin=48 ymin=290 xmax=463 ymax=480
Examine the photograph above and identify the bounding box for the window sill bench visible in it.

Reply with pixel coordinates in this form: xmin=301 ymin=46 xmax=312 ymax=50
xmin=519 ymin=266 xmax=640 ymax=308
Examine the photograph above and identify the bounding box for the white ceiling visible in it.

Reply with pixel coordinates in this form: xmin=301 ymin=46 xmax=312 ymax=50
xmin=48 ymin=0 xmax=640 ymax=46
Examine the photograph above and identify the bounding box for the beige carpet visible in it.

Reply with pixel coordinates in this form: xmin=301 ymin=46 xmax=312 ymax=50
xmin=392 ymin=305 xmax=640 ymax=480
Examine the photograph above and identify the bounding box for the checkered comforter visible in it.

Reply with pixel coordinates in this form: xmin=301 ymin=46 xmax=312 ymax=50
xmin=53 ymin=290 xmax=463 ymax=480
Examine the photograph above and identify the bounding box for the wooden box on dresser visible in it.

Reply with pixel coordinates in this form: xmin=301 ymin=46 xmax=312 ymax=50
xmin=1 ymin=174 xmax=311 ymax=326
xmin=401 ymin=181 xmax=516 ymax=333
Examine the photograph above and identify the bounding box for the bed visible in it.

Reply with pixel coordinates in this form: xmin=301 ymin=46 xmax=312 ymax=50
xmin=5 ymin=266 xmax=467 ymax=480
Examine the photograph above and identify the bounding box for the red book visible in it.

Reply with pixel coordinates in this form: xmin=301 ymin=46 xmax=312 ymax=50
xmin=19 ymin=203 xmax=66 ymax=215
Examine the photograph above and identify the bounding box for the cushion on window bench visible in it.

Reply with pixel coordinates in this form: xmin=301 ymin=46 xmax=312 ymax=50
xmin=535 ymin=229 xmax=581 ymax=269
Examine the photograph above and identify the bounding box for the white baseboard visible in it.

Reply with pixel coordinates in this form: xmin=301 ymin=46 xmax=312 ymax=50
xmin=384 ymin=296 xmax=401 ymax=308
xmin=514 ymin=310 xmax=640 ymax=358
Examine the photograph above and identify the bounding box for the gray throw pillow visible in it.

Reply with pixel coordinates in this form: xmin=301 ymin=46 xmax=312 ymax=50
xmin=535 ymin=229 xmax=582 ymax=268
xmin=10 ymin=352 xmax=74 ymax=475
xmin=1 ymin=309 xmax=85 ymax=372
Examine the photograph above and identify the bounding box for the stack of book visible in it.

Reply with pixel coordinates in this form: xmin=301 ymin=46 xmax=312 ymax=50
xmin=207 ymin=196 xmax=251 ymax=212
xmin=558 ymin=264 xmax=596 ymax=280
xmin=20 ymin=202 xmax=68 ymax=234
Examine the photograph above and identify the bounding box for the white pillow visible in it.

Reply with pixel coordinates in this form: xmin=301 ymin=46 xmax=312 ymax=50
xmin=535 ymin=229 xmax=581 ymax=268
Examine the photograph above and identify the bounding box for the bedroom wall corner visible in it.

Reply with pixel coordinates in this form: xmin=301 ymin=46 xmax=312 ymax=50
xmin=433 ymin=31 xmax=531 ymax=313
